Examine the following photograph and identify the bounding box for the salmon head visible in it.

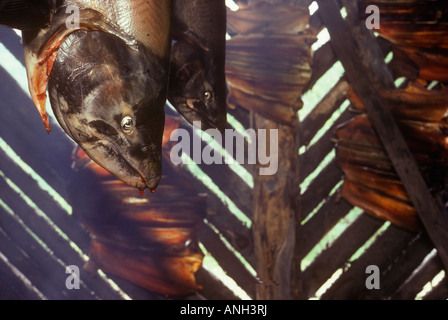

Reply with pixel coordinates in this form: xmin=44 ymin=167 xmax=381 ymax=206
xmin=19 ymin=1 xmax=171 ymax=192
xmin=169 ymin=0 xmax=227 ymax=133
xmin=48 ymin=30 xmax=166 ymax=191
xmin=168 ymin=41 xmax=227 ymax=133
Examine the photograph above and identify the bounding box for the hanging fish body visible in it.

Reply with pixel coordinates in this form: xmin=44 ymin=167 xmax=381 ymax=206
xmin=1 ymin=0 xmax=171 ymax=191
xmin=170 ymin=0 xmax=227 ymax=132
xmin=0 ymin=0 xmax=50 ymax=31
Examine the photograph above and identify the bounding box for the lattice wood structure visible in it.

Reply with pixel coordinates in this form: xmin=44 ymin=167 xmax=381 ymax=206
xmin=1 ymin=0 xmax=448 ymax=300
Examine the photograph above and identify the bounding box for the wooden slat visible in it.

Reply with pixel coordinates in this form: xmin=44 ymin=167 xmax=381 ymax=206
xmin=300 ymin=79 xmax=349 ymax=146
xmin=181 ymin=166 xmax=255 ymax=266
xmin=102 ymin=275 xmax=165 ymax=300
xmin=0 ymin=251 xmax=43 ymax=300
xmin=0 ymin=151 xmax=91 ymax=253
xmin=300 ymin=109 xmax=353 ymax=181
xmin=391 ymin=252 xmax=445 ymax=300
xmin=0 ymin=178 xmax=134 ymax=299
xmin=301 ymin=159 xmax=344 ymax=216
xmin=0 ymin=68 xmax=75 ymax=200
xmin=164 ymin=111 xmax=254 ymax=218
xmin=253 ymin=112 xmax=300 ymax=300
xmin=300 ymin=195 xmax=353 ymax=256
xmin=309 ymin=8 xmax=324 ymax=31
xmin=203 ymin=195 xmax=254 ymax=266
xmin=423 ymin=278 xmax=448 ymax=300
xmin=304 ymin=18 xmax=391 ymax=93
xmin=341 ymin=0 xmax=395 ymax=88
xmin=227 ymin=105 xmax=252 ymax=131
xmin=302 ymin=213 xmax=384 ymax=297
xmin=376 ymin=36 xmax=393 ymax=59
xmin=199 ymin=223 xmax=257 ymax=299
xmin=0 ymin=228 xmax=55 ymax=300
xmin=364 ymin=233 xmax=435 ymax=299
xmin=321 ymin=223 xmax=417 ymax=299
xmin=304 ymin=42 xmax=338 ymax=92
xmin=195 ymin=269 xmax=240 ymax=300
xmin=197 ymin=161 xmax=253 ymax=218
xmin=0 ymin=208 xmax=95 ymax=300
xmin=316 ymin=0 xmax=448 ymax=272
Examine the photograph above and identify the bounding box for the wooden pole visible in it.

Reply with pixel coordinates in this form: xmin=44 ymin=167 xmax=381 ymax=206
xmin=253 ymin=114 xmax=299 ymax=300
xmin=225 ymin=0 xmax=314 ymax=299
xmin=316 ymin=0 xmax=448 ymax=271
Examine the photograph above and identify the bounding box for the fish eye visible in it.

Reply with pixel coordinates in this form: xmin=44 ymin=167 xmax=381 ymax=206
xmin=121 ymin=116 xmax=134 ymax=134
xmin=204 ymin=91 xmax=212 ymax=101
xmin=141 ymin=145 xmax=148 ymax=152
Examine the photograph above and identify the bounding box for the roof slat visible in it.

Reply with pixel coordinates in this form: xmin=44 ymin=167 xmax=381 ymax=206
xmin=321 ymin=223 xmax=417 ymax=299
xmin=365 ymin=233 xmax=435 ymax=299
xmin=300 ymin=109 xmax=353 ymax=181
xmin=392 ymin=249 xmax=446 ymax=300
xmin=302 ymin=213 xmax=383 ymax=297
xmin=300 ymin=195 xmax=353 ymax=255
xmin=300 ymin=79 xmax=349 ymax=146
xmin=199 ymin=223 xmax=257 ymax=298
xmin=301 ymin=159 xmax=343 ymax=216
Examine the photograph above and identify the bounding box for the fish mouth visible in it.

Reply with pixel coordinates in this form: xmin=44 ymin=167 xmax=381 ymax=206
xmin=82 ymin=139 xmax=161 ymax=191
xmin=175 ymin=97 xmax=226 ymax=133
xmin=52 ymin=108 xmax=161 ymax=191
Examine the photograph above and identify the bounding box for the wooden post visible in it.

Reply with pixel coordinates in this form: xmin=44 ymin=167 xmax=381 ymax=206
xmin=253 ymin=113 xmax=300 ymax=300
xmin=226 ymin=0 xmax=315 ymax=299
xmin=316 ymin=0 xmax=448 ymax=271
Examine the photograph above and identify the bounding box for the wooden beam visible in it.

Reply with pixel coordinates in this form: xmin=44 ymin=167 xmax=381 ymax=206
xmin=315 ymin=0 xmax=448 ymax=271
xmin=229 ymin=0 xmax=314 ymax=300
xmin=253 ymin=114 xmax=299 ymax=300
xmin=341 ymin=0 xmax=395 ymax=89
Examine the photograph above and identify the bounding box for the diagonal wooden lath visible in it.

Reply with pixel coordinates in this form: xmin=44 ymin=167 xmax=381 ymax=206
xmin=316 ymin=0 xmax=448 ymax=272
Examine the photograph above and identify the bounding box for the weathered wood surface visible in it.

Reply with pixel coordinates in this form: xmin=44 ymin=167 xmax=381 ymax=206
xmin=253 ymin=115 xmax=300 ymax=299
xmin=292 ymin=0 xmax=448 ymax=300
xmin=322 ymin=222 xmax=416 ymax=299
xmin=299 ymin=195 xmax=353 ymax=256
xmin=302 ymin=214 xmax=384 ymax=297
xmin=316 ymin=0 xmax=448 ymax=273
xmin=366 ymin=233 xmax=435 ymax=300
xmin=227 ymin=0 xmax=315 ymax=300
xmin=391 ymin=249 xmax=445 ymax=300
xmin=300 ymin=79 xmax=349 ymax=147
xmin=300 ymin=109 xmax=353 ymax=181
xmin=301 ymin=160 xmax=344 ymax=215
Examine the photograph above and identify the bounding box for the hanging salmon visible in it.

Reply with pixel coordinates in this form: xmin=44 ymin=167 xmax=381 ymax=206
xmin=0 ymin=0 xmax=171 ymax=192
xmin=360 ymin=0 xmax=448 ymax=81
xmin=335 ymin=82 xmax=448 ymax=231
xmin=168 ymin=0 xmax=228 ymax=132
xmin=226 ymin=2 xmax=316 ymax=125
